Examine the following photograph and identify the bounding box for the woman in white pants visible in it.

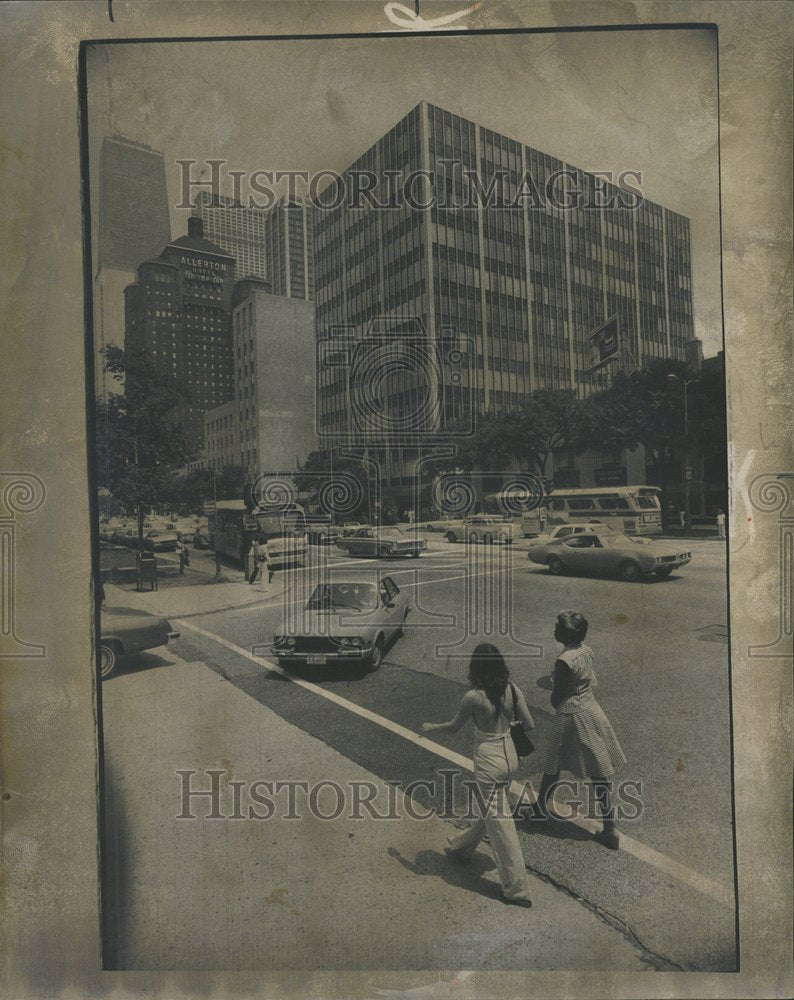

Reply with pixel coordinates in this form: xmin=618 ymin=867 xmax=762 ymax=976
xmin=421 ymin=643 xmax=535 ymax=908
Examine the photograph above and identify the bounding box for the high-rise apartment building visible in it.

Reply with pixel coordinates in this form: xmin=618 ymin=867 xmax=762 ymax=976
xmin=94 ymin=135 xmax=171 ymax=398
xmin=124 ymin=217 xmax=236 ymax=454
xmin=193 ymin=191 xmax=269 ymax=282
xmin=314 ymin=102 xmax=695 ymax=446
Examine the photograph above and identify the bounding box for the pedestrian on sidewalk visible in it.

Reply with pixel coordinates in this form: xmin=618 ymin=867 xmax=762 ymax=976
xmin=535 ymin=611 xmax=626 ymax=850
xmin=678 ymin=508 xmax=686 ymax=530
xmin=176 ymin=536 xmax=190 ymax=574
xmin=249 ymin=535 xmax=273 ymax=586
xmin=421 ymin=643 xmax=536 ymax=908
xmin=716 ymin=508 xmax=726 ymax=540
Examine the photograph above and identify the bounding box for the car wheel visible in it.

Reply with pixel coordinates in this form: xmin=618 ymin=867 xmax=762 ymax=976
xmin=548 ymin=556 xmax=565 ymax=575
xmin=427 ymin=524 xmax=434 ymax=532
xmin=100 ymin=642 xmax=120 ymax=679
xmin=620 ymin=560 xmax=642 ymax=582
xmin=367 ymin=636 xmax=385 ymax=672
xmin=446 ymin=532 xmax=457 ymax=543
xmin=655 ymin=566 xmax=673 ymax=578
xmin=483 ymin=532 xmax=493 ymax=544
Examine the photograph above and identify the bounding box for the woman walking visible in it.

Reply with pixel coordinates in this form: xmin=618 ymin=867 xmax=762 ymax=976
xmin=421 ymin=643 xmax=535 ymax=908
xmin=536 ymin=611 xmax=626 ymax=850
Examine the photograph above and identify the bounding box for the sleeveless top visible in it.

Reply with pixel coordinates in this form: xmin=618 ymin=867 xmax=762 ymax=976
xmin=472 ymin=685 xmax=515 ymax=741
xmin=553 ymin=644 xmax=598 ymax=714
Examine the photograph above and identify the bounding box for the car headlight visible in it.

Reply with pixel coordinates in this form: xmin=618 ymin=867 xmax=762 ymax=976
xmin=276 ymin=636 xmax=297 ymax=648
xmin=339 ymin=636 xmax=364 ymax=647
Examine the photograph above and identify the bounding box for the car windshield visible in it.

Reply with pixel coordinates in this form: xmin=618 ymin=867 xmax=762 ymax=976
xmin=378 ymin=528 xmax=405 ymax=539
xmin=307 ymin=583 xmax=378 ymax=612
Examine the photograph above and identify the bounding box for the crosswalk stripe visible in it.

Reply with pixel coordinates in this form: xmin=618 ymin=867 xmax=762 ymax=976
xmin=173 ymin=617 xmax=733 ymax=909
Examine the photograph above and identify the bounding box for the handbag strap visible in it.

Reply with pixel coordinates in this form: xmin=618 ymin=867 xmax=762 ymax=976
xmin=509 ymin=682 xmax=518 ymax=722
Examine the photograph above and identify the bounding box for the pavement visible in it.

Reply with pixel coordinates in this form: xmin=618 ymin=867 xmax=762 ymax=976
xmin=99 ymin=535 xmax=736 ymax=972
xmin=101 ymin=650 xmax=651 ymax=971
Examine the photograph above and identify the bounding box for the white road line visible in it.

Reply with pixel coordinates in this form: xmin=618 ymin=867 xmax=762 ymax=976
xmin=174 ymin=617 xmax=734 ymax=909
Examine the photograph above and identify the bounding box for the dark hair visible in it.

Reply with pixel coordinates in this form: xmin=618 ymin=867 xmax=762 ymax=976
xmin=556 ymin=611 xmax=588 ymax=645
xmin=468 ymin=642 xmax=510 ymax=711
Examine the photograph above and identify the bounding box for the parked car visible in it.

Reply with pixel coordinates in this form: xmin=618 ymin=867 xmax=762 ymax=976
xmin=445 ymin=516 xmax=515 ymax=545
xmin=143 ymin=530 xmax=179 ymax=552
xmin=273 ymin=575 xmax=409 ymax=671
xmin=99 ymin=606 xmax=179 ymax=679
xmin=110 ymin=527 xmax=138 ymax=547
xmin=335 ymin=526 xmax=426 ymax=558
xmin=528 ymin=531 xmax=692 ymax=581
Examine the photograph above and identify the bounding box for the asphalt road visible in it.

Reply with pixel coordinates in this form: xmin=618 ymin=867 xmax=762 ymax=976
xmin=102 ymin=536 xmax=736 ymax=970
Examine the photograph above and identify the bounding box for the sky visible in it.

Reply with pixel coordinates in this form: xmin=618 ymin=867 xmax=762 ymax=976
xmin=87 ymin=28 xmax=722 ymax=355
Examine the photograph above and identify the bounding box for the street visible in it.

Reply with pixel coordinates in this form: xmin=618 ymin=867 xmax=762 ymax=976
xmin=101 ymin=535 xmax=736 ymax=971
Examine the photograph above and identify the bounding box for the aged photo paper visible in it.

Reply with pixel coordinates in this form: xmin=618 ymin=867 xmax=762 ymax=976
xmin=0 ymin=2 xmax=791 ymax=998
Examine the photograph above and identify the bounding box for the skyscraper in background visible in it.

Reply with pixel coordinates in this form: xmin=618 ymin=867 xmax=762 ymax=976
xmin=263 ymin=196 xmax=314 ymax=301
xmin=193 ymin=191 xmax=270 ymax=282
xmin=124 ymin=217 xmax=236 ymax=454
xmin=94 ymin=136 xmax=171 ymax=398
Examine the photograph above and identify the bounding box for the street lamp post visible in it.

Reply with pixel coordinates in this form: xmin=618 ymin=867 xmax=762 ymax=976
xmin=667 ymin=374 xmax=695 ymax=533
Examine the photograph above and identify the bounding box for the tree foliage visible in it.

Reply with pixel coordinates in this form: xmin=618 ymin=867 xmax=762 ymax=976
xmin=95 ymin=345 xmax=197 ymax=545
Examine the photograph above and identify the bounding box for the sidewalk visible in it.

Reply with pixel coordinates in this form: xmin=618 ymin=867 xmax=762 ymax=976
xmin=104 ymin=574 xmax=287 ymax=618
xmin=100 ymin=651 xmax=649 ymax=971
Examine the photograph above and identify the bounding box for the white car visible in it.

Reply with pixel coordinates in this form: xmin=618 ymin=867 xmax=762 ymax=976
xmin=445 ymin=516 xmax=515 ymax=545
xmin=528 ymin=522 xmax=613 ymax=548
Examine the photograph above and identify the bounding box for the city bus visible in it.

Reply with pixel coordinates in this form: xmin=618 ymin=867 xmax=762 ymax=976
xmin=208 ymin=500 xmax=309 ymax=567
xmin=544 ymin=486 xmax=663 ymax=536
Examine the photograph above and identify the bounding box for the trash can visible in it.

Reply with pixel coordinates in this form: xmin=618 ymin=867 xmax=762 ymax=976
xmin=136 ymin=551 xmax=158 ymax=591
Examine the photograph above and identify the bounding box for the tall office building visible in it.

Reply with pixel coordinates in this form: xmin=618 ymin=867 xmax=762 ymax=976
xmin=263 ymin=196 xmax=314 ymax=300
xmin=313 ymin=101 xmax=695 ymax=492
xmin=193 ymin=191 xmax=269 ymax=282
xmin=315 ymin=101 xmax=694 ymax=432
xmin=94 ymin=136 xmax=171 ymax=398
xmin=193 ymin=191 xmax=315 ymax=299
xmin=204 ymin=277 xmax=317 ymax=477
xmin=124 ymin=217 xmax=236 ymax=454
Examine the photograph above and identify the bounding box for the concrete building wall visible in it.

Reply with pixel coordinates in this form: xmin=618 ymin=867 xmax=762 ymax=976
xmin=232 ymin=281 xmax=317 ymax=478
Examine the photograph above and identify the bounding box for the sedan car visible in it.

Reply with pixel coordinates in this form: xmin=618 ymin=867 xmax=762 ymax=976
xmin=528 ymin=522 xmax=613 ymax=547
xmin=335 ymin=526 xmax=426 ymax=558
xmin=273 ymin=576 xmax=409 ymax=671
xmin=528 ymin=532 xmax=692 ymax=581
xmin=144 ymin=530 xmax=179 ymax=552
xmin=99 ymin=606 xmax=179 ymax=679
xmin=445 ymin=516 xmax=515 ymax=545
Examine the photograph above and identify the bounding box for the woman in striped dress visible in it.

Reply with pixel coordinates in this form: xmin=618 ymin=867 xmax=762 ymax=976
xmin=536 ymin=611 xmax=626 ymax=850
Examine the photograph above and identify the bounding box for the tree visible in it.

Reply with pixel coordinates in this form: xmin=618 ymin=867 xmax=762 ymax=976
xmin=96 ymin=345 xmax=197 ymax=548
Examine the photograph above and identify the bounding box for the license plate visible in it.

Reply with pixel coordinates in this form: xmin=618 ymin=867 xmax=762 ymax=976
xmin=306 ymin=655 xmax=326 ymax=665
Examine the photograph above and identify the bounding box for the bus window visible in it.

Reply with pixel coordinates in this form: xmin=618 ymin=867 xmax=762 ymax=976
xmin=598 ymin=498 xmax=630 ymax=510
xmin=568 ymin=498 xmax=595 ymax=510
xmin=636 ymin=496 xmax=659 ymax=509
xmin=551 ymin=498 xmax=567 ymax=511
